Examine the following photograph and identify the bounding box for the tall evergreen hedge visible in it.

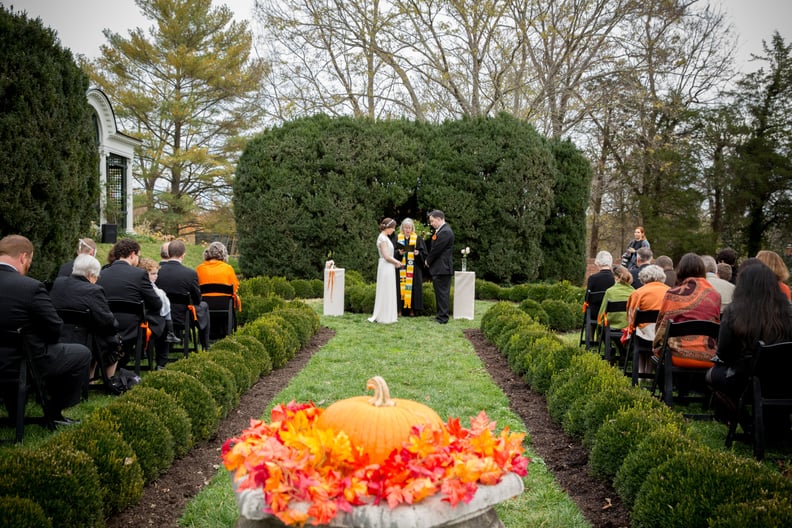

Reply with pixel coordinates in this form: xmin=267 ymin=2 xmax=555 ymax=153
xmin=235 ymin=113 xmax=589 ymax=284
xmin=0 ymin=7 xmax=99 ymax=280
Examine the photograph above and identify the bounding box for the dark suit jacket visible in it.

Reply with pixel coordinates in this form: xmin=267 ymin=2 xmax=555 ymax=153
xmin=156 ymin=260 xmax=202 ymax=325
xmin=426 ymin=223 xmax=455 ymax=277
xmin=57 ymin=258 xmax=76 ymax=277
xmin=0 ymin=264 xmax=63 ymax=373
xmin=49 ymin=275 xmax=119 ymax=337
xmin=586 ymin=269 xmax=615 ymax=294
xmin=97 ymin=260 xmax=162 ymax=341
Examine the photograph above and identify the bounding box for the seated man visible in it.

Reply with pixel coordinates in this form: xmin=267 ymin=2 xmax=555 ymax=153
xmin=157 ymin=239 xmax=209 ymax=349
xmin=98 ymin=238 xmax=165 ymax=368
xmin=57 ymin=237 xmax=97 ymax=277
xmin=0 ymin=235 xmax=91 ymax=424
xmin=50 ymin=254 xmax=123 ymax=382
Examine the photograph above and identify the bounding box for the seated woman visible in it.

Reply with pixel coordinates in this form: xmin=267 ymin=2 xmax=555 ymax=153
xmin=707 ymin=262 xmax=792 ymax=439
xmin=49 ymin=254 xmax=122 ymax=382
xmin=597 ymin=265 xmax=634 ymax=360
xmin=196 ymin=242 xmax=240 ymax=307
xmin=652 ymin=253 xmax=721 ymax=368
xmin=626 ymin=264 xmax=669 ymax=375
xmin=755 ymin=250 xmax=791 ymax=301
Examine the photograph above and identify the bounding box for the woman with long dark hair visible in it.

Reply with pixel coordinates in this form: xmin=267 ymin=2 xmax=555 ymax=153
xmin=707 ymin=261 xmax=792 ymax=435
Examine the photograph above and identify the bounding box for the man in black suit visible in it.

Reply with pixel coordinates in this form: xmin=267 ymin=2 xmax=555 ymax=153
xmin=0 ymin=235 xmax=91 ymax=424
xmin=57 ymin=237 xmax=97 ymax=277
xmin=425 ymin=210 xmax=455 ymax=324
xmin=98 ymin=238 xmax=165 ymax=367
xmin=156 ymin=240 xmax=209 ymax=349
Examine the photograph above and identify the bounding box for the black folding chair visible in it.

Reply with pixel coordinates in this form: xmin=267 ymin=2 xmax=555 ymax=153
xmin=0 ymin=329 xmax=56 ymax=443
xmin=166 ymin=293 xmax=199 ymax=359
xmin=653 ymin=319 xmax=719 ymax=415
xmin=624 ymin=309 xmax=660 ymax=386
xmin=200 ymin=283 xmax=237 ymax=341
xmin=579 ymin=290 xmax=605 ymax=350
xmin=57 ymin=308 xmax=113 ymax=395
xmin=107 ymin=300 xmax=148 ymax=375
xmin=726 ymin=340 xmax=792 ymax=460
xmin=599 ymin=300 xmax=627 ymax=364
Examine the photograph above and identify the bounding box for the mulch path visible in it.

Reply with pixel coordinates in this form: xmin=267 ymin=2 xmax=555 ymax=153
xmin=106 ymin=325 xmax=630 ymax=528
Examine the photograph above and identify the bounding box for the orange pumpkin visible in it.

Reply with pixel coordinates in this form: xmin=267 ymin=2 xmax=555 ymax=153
xmin=315 ymin=376 xmax=444 ymax=464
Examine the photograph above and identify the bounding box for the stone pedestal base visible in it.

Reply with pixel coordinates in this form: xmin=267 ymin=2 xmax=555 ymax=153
xmin=232 ymin=472 xmax=523 ymax=528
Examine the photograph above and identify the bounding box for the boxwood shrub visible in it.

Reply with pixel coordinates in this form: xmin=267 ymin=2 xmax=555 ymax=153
xmin=507 ymin=283 xmax=532 ymax=302
xmin=140 ymin=369 xmax=219 ymax=442
xmin=309 ymin=278 xmax=323 ymax=298
xmin=121 ymin=386 xmax=193 ymax=457
xmin=517 ymin=298 xmax=550 ymax=327
xmin=527 ymin=341 xmax=583 ymax=395
xmin=0 ymin=496 xmax=51 ymax=528
xmin=541 ymin=299 xmax=579 ymax=332
xmin=94 ymin=400 xmax=174 ymax=483
xmin=561 ymin=368 xmax=633 ymax=440
xmin=710 ymin=497 xmax=792 ymax=528
xmin=272 ymin=306 xmax=315 ymax=347
xmin=208 ymin=347 xmax=255 ymax=395
xmin=631 ymin=449 xmax=792 ymax=528
xmin=0 ymin=447 xmax=102 ymax=528
xmin=238 ymin=317 xmax=291 ymax=368
xmin=269 ymin=276 xmax=295 ymax=299
xmin=501 ymin=320 xmax=553 ymax=376
xmin=231 ymin=334 xmax=274 ymax=378
xmin=546 ymin=352 xmax=614 ymax=423
xmin=475 ymin=279 xmax=501 ymax=300
xmin=345 ymin=283 xmax=375 ymax=314
xmin=47 ymin=414 xmax=144 ymax=514
xmin=168 ymin=353 xmax=238 ymax=417
xmin=480 ymin=302 xmax=521 ymax=340
xmin=237 ymin=293 xmax=286 ymax=327
xmin=290 ymin=278 xmax=314 ymax=299
xmin=613 ymin=425 xmax=697 ymax=507
xmin=588 ymin=402 xmax=685 ymax=481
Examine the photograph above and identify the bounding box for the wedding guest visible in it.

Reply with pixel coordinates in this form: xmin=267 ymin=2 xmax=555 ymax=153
xmin=368 ymin=218 xmax=402 ymax=324
xmin=0 ymin=235 xmax=91 ymax=425
xmin=138 ymin=257 xmax=180 ymax=345
xmin=157 ymin=240 xmax=209 ymax=350
xmin=395 ymin=218 xmax=427 ymax=316
xmin=425 ymin=210 xmax=454 ymax=324
xmin=707 ymin=263 xmax=792 ymax=442
xmin=57 ymin=237 xmax=97 ymax=277
xmin=50 ymin=254 xmax=122 ymax=381
xmin=703 ymin=255 xmax=735 ymax=312
xmin=586 ymin=251 xmax=615 ymax=295
xmin=196 ymin=241 xmax=241 ymax=311
xmin=717 ymin=263 xmax=733 ymax=282
xmin=598 ymin=265 xmax=634 ymax=332
xmin=626 ymin=265 xmax=669 ymax=376
xmin=630 ymin=247 xmax=653 ymax=289
xmin=656 ymin=255 xmax=676 ymax=287
xmin=653 ymin=253 xmax=721 ymax=369
xmin=755 ymin=250 xmax=791 ymax=300
xmin=716 ymin=247 xmax=739 ymax=284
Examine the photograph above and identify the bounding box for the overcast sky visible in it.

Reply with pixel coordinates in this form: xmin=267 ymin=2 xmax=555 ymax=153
xmin=6 ymin=0 xmax=792 ymax=73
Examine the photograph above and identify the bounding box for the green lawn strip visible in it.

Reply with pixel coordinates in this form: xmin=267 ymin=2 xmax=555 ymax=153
xmin=180 ymin=304 xmax=588 ymax=528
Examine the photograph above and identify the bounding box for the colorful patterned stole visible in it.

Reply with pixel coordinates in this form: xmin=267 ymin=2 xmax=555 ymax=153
xmin=398 ymin=231 xmax=417 ymax=308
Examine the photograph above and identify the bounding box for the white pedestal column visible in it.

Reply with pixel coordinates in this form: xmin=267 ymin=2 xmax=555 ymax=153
xmin=323 ymin=267 xmax=345 ymax=316
xmin=453 ymin=271 xmax=475 ymax=320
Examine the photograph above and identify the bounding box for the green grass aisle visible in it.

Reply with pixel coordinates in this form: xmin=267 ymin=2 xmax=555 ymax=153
xmin=180 ymin=302 xmax=589 ymax=527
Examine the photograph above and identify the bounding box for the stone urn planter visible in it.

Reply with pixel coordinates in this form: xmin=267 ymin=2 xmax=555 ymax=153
xmin=232 ymin=471 xmax=524 ymax=528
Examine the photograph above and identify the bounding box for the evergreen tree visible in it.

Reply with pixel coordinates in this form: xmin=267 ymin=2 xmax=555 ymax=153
xmin=0 ymin=7 xmax=98 ymax=279
xmin=87 ymin=0 xmax=268 ymax=235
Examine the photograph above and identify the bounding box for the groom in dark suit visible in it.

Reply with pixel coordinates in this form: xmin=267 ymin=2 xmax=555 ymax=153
xmin=425 ymin=210 xmax=454 ymax=324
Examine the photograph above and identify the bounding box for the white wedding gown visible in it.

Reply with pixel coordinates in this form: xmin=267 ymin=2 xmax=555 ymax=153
xmin=368 ymin=233 xmax=398 ymax=324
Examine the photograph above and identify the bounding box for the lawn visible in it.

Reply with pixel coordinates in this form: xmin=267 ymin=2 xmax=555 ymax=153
xmin=180 ymin=301 xmax=589 ymax=528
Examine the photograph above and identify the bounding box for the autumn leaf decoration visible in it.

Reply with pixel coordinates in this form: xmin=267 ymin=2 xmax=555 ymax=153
xmin=222 ymin=401 xmax=529 ymax=526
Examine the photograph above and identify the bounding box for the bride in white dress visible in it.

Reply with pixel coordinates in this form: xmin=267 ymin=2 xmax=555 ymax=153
xmin=368 ymin=218 xmax=402 ymax=324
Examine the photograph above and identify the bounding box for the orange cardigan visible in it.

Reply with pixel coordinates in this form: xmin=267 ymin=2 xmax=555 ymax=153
xmin=196 ymin=259 xmax=241 ymax=310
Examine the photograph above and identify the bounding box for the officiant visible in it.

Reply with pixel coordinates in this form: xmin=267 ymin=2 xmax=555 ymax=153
xmin=395 ymin=218 xmax=427 ymax=316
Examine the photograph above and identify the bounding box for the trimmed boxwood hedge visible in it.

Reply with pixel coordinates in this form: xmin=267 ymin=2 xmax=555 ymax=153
xmin=231 ymin=334 xmax=274 ymax=378
xmin=95 ymin=400 xmax=174 ymax=483
xmin=140 ymin=369 xmax=219 ymax=442
xmin=207 ymin=347 xmax=255 ymax=395
xmin=710 ymin=497 xmax=792 ymax=528
xmin=46 ymin=414 xmax=145 ymax=515
xmin=0 ymin=496 xmax=52 ymax=528
xmin=121 ymin=386 xmax=193 ymax=457
xmin=168 ymin=353 xmax=239 ymax=417
xmin=0 ymin=447 xmax=103 ymax=528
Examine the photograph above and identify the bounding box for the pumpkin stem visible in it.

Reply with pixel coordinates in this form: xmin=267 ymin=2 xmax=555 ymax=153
xmin=366 ymin=376 xmax=396 ymax=407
